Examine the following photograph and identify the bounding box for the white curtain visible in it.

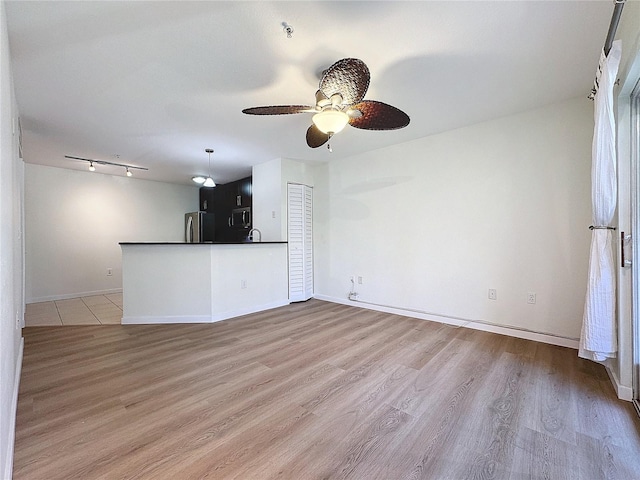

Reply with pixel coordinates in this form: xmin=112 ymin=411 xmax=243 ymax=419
xmin=579 ymin=40 xmax=622 ymax=362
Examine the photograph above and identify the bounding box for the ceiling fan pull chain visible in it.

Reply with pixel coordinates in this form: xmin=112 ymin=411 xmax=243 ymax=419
xmin=327 ymin=133 xmax=333 ymax=153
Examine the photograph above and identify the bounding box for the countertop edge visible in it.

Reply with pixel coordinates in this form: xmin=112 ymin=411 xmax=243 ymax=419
xmin=119 ymin=241 xmax=288 ymax=245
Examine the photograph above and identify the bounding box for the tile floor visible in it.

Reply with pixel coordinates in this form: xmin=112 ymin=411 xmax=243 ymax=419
xmin=25 ymin=293 xmax=123 ymax=326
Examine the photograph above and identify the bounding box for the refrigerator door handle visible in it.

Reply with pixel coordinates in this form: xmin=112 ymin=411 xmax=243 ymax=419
xmin=186 ymin=215 xmax=193 ymax=243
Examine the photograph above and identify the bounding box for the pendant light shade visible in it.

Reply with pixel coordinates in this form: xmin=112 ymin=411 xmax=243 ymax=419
xmin=203 ymin=177 xmax=215 ymax=187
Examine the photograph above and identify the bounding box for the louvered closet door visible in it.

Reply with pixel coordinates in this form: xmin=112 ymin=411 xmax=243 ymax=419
xmin=288 ymin=183 xmax=313 ymax=302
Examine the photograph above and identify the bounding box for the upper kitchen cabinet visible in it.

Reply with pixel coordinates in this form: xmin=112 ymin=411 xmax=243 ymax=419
xmin=200 ymin=176 xmax=251 ymax=213
xmin=210 ymin=176 xmax=252 ymax=242
xmin=235 ymin=177 xmax=252 ymax=208
xmin=199 ymin=187 xmax=215 ymax=212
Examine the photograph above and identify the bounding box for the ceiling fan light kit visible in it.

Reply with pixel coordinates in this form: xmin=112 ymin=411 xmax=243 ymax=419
xmin=312 ymin=110 xmax=349 ymax=134
xmin=242 ymin=58 xmax=410 ymax=151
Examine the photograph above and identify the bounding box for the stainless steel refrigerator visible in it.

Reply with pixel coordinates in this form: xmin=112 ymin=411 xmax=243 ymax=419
xmin=185 ymin=212 xmax=215 ymax=243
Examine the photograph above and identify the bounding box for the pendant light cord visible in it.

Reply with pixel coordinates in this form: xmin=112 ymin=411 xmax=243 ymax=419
xmin=205 ymin=148 xmax=214 ymax=178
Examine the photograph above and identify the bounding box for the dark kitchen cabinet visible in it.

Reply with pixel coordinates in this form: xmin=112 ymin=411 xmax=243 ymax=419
xmin=199 ymin=187 xmax=215 ymax=212
xmin=209 ymin=176 xmax=252 ymax=242
xmin=213 ymin=183 xmax=235 ymax=241
xmin=235 ymin=177 xmax=252 ymax=208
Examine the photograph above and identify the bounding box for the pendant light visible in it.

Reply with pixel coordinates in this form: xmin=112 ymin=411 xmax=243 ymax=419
xmin=193 ymin=149 xmax=216 ymax=186
xmin=203 ymin=148 xmax=215 ymax=187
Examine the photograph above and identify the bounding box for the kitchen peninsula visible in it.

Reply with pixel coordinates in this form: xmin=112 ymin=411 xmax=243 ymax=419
xmin=119 ymin=242 xmax=288 ymax=324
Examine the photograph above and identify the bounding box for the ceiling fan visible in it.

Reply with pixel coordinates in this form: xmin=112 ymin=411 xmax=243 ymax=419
xmin=242 ymin=58 xmax=410 ymax=150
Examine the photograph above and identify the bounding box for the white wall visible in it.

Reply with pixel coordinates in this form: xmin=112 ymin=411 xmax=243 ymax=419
xmin=25 ymin=164 xmax=198 ymax=302
xmin=252 ymin=158 xmax=283 ymax=241
xmin=314 ymin=96 xmax=593 ymax=341
xmin=1 ymin=1 xmax=25 ymax=477
xmin=252 ymin=157 xmax=316 ymax=241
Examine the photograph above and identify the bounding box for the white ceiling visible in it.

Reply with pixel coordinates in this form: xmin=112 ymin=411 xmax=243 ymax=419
xmin=5 ymin=1 xmax=612 ymax=186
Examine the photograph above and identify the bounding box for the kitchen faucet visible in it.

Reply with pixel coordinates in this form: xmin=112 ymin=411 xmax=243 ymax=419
xmin=248 ymin=228 xmax=262 ymax=242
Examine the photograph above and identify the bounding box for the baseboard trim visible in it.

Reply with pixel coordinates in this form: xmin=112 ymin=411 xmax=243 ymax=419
xmin=122 ymin=315 xmax=212 ymax=324
xmin=4 ymin=337 xmax=24 ymax=480
xmin=605 ymin=365 xmax=634 ymax=401
xmin=122 ymin=300 xmax=290 ymax=325
xmin=315 ymin=294 xmax=579 ymax=349
xmin=27 ymin=288 xmax=123 ymax=304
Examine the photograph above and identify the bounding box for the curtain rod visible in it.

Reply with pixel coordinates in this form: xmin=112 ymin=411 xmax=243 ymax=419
xmin=588 ymin=0 xmax=626 ymax=100
xmin=604 ymin=0 xmax=626 ymax=56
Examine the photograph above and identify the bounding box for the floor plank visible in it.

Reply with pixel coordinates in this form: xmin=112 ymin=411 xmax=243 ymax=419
xmin=13 ymin=299 xmax=640 ymax=479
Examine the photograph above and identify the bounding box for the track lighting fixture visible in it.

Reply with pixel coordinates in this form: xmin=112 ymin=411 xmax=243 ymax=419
xmin=65 ymin=155 xmax=148 ymax=177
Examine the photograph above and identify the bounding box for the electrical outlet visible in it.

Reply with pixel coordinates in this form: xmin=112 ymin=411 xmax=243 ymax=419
xmin=241 ymin=279 xmax=247 ymax=289
xmin=107 ymin=268 xmax=113 ymax=276
xmin=488 ymin=289 xmax=497 ymax=300
xmin=357 ymin=276 xmax=363 ymax=285
xmin=527 ymin=292 xmax=536 ymax=304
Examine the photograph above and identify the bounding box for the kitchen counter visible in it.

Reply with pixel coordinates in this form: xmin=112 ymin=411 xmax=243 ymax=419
xmin=120 ymin=242 xmax=289 ymax=324
xmin=119 ymin=241 xmax=287 ymax=245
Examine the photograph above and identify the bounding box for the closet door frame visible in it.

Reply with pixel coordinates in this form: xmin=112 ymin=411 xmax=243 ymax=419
xmin=287 ymin=183 xmax=313 ymax=302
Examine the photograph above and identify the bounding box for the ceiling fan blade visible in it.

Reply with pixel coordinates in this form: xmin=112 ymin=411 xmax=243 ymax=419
xmin=306 ymin=124 xmax=329 ymax=148
xmin=242 ymin=105 xmax=314 ymax=115
xmin=319 ymin=58 xmax=370 ymax=106
xmin=348 ymin=101 xmax=410 ymax=130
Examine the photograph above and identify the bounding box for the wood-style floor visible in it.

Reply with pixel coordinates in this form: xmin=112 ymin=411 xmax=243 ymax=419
xmin=14 ymin=299 xmax=640 ymax=479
